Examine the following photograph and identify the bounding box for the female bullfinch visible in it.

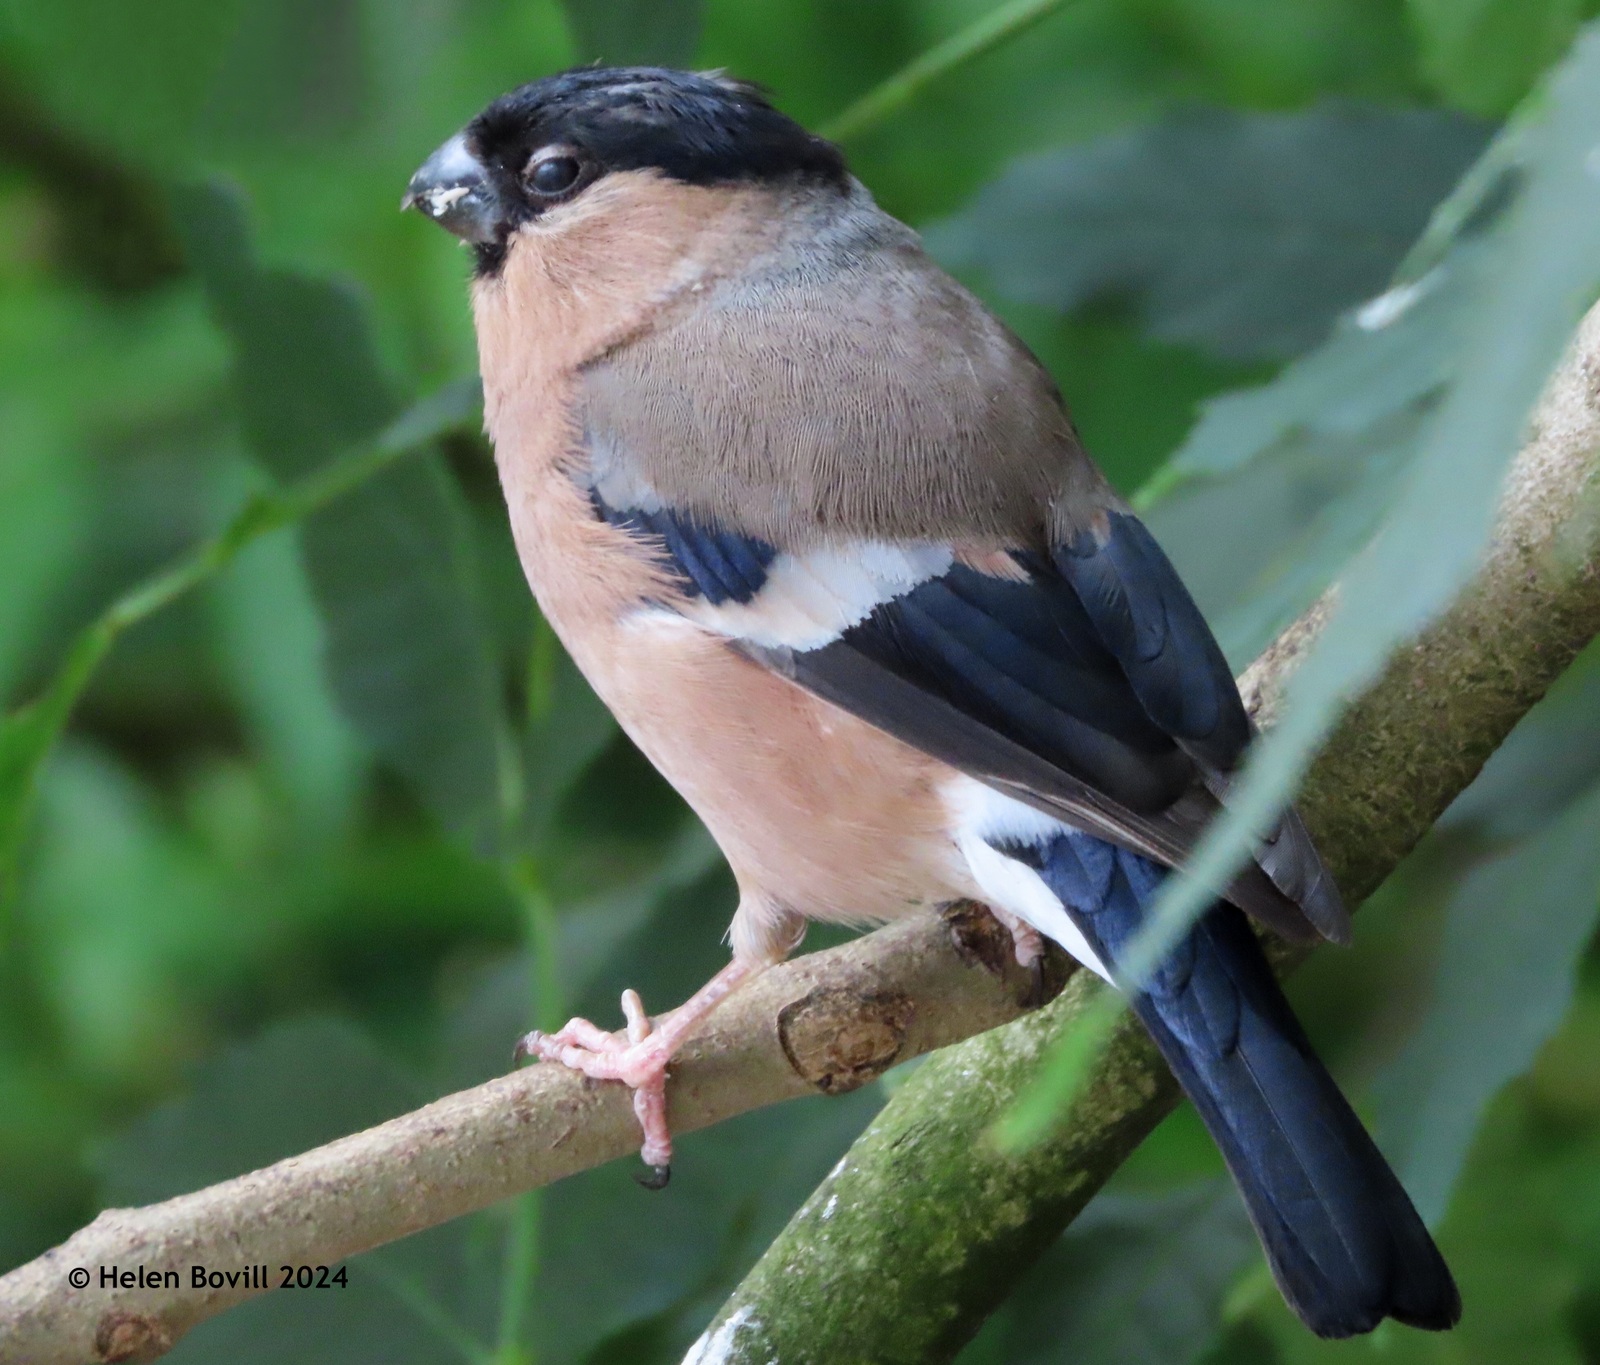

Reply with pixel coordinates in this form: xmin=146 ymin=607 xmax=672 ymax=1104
xmin=405 ymin=67 xmax=1459 ymax=1338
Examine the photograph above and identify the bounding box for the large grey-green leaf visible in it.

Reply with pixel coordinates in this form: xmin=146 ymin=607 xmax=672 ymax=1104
xmin=926 ymin=103 xmax=1487 ymax=361
xmin=960 ymin=1182 xmax=1256 ymax=1364
xmin=1120 ymin=21 xmax=1600 ymax=990
xmin=1156 ymin=248 xmax=1483 ymax=488
xmin=303 ymin=460 xmax=506 ymax=852
xmin=1372 ymin=783 xmax=1600 ymax=1226
xmin=562 ymin=0 xmax=704 ymax=66
xmin=1150 ymin=383 xmax=1434 ymax=666
xmin=170 ymin=181 xmax=397 ymax=478
xmin=172 ymin=180 xmax=507 ymax=852
xmin=1140 ymin=138 xmax=1514 ymax=662
xmin=1360 ymin=642 xmax=1600 ymax=1226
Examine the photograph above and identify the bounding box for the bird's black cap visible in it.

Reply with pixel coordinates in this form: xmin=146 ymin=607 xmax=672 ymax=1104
xmin=406 ymin=67 xmax=848 ymax=274
xmin=472 ymin=67 xmax=846 ymax=191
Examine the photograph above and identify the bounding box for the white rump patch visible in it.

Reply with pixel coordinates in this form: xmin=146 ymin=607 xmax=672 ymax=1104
xmin=944 ymin=777 xmax=1113 ymax=982
xmin=684 ymin=541 xmax=953 ymax=650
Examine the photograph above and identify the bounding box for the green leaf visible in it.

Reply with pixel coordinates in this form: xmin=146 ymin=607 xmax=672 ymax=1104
xmin=206 ymin=460 xmax=361 ymax=833
xmin=1150 ymin=406 xmax=1433 ymax=667
xmin=1372 ymin=792 xmax=1600 ymax=1227
xmin=170 ymin=180 xmax=399 ymax=478
xmin=926 ymin=103 xmax=1487 ymax=361
xmin=1409 ymin=0 xmax=1584 ymax=117
xmin=561 ymin=0 xmax=704 ymax=67
xmin=1142 ymin=236 xmax=1501 ymax=664
xmin=24 ymin=746 xmax=267 ymax=1086
xmin=1121 ymin=19 xmax=1600 ymax=994
xmin=302 ymin=461 xmax=508 ymax=853
xmin=963 ymin=1182 xmax=1257 ymax=1365
xmin=1154 ymin=249 xmax=1483 ymax=489
xmin=173 ymin=180 xmax=508 ymax=853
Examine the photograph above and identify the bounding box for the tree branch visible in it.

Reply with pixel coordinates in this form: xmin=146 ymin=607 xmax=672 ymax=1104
xmin=4 ymin=300 xmax=1599 ymax=1365
xmin=687 ymin=301 xmax=1600 ymax=1363
xmin=0 ymin=908 xmax=1049 ymax=1363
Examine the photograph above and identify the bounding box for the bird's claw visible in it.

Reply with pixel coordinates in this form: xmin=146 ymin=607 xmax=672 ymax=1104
xmin=510 ymin=991 xmax=678 ymax=1177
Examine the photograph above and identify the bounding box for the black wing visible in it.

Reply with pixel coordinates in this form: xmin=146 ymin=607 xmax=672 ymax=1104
xmin=589 ymin=484 xmax=1347 ymax=944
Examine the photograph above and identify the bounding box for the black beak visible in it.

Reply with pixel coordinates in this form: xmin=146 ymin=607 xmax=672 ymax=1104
xmin=402 ymin=133 xmax=502 ymax=245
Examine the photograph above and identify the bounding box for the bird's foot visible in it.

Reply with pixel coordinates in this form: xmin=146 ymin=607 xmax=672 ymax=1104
xmin=516 ymin=989 xmax=675 ymax=1187
xmin=513 ymin=958 xmax=763 ymax=1187
xmin=986 ymin=905 xmax=1049 ymax=1008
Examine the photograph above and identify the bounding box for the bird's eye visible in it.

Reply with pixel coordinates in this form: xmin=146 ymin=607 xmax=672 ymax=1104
xmin=526 ymin=153 xmax=582 ymax=197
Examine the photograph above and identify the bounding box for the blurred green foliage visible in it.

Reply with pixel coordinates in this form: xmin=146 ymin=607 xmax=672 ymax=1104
xmin=2 ymin=0 xmax=1600 ymax=1362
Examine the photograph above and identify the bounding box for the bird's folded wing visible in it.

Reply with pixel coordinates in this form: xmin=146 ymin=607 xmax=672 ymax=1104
xmin=588 ymin=487 xmax=1345 ymax=943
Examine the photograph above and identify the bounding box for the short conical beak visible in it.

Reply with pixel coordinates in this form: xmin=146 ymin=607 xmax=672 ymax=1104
xmin=402 ymin=133 xmax=502 ymax=245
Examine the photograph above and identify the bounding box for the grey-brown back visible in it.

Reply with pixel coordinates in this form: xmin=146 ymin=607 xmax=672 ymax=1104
xmin=579 ymin=181 xmax=1112 ymax=550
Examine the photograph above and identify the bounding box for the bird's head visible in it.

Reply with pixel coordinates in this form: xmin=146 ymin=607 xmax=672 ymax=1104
xmin=404 ymin=67 xmax=847 ymax=279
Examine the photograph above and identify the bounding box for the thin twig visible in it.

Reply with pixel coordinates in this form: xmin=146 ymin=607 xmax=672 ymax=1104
xmin=820 ymin=0 xmax=1078 ymax=142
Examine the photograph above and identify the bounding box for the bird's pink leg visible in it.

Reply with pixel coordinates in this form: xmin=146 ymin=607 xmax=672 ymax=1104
xmin=514 ymin=956 xmax=764 ymax=1187
xmin=984 ymin=902 xmax=1048 ymax=1006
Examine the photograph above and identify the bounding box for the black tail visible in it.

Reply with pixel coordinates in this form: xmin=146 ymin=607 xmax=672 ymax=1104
xmin=1018 ymin=830 xmax=1461 ymax=1338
